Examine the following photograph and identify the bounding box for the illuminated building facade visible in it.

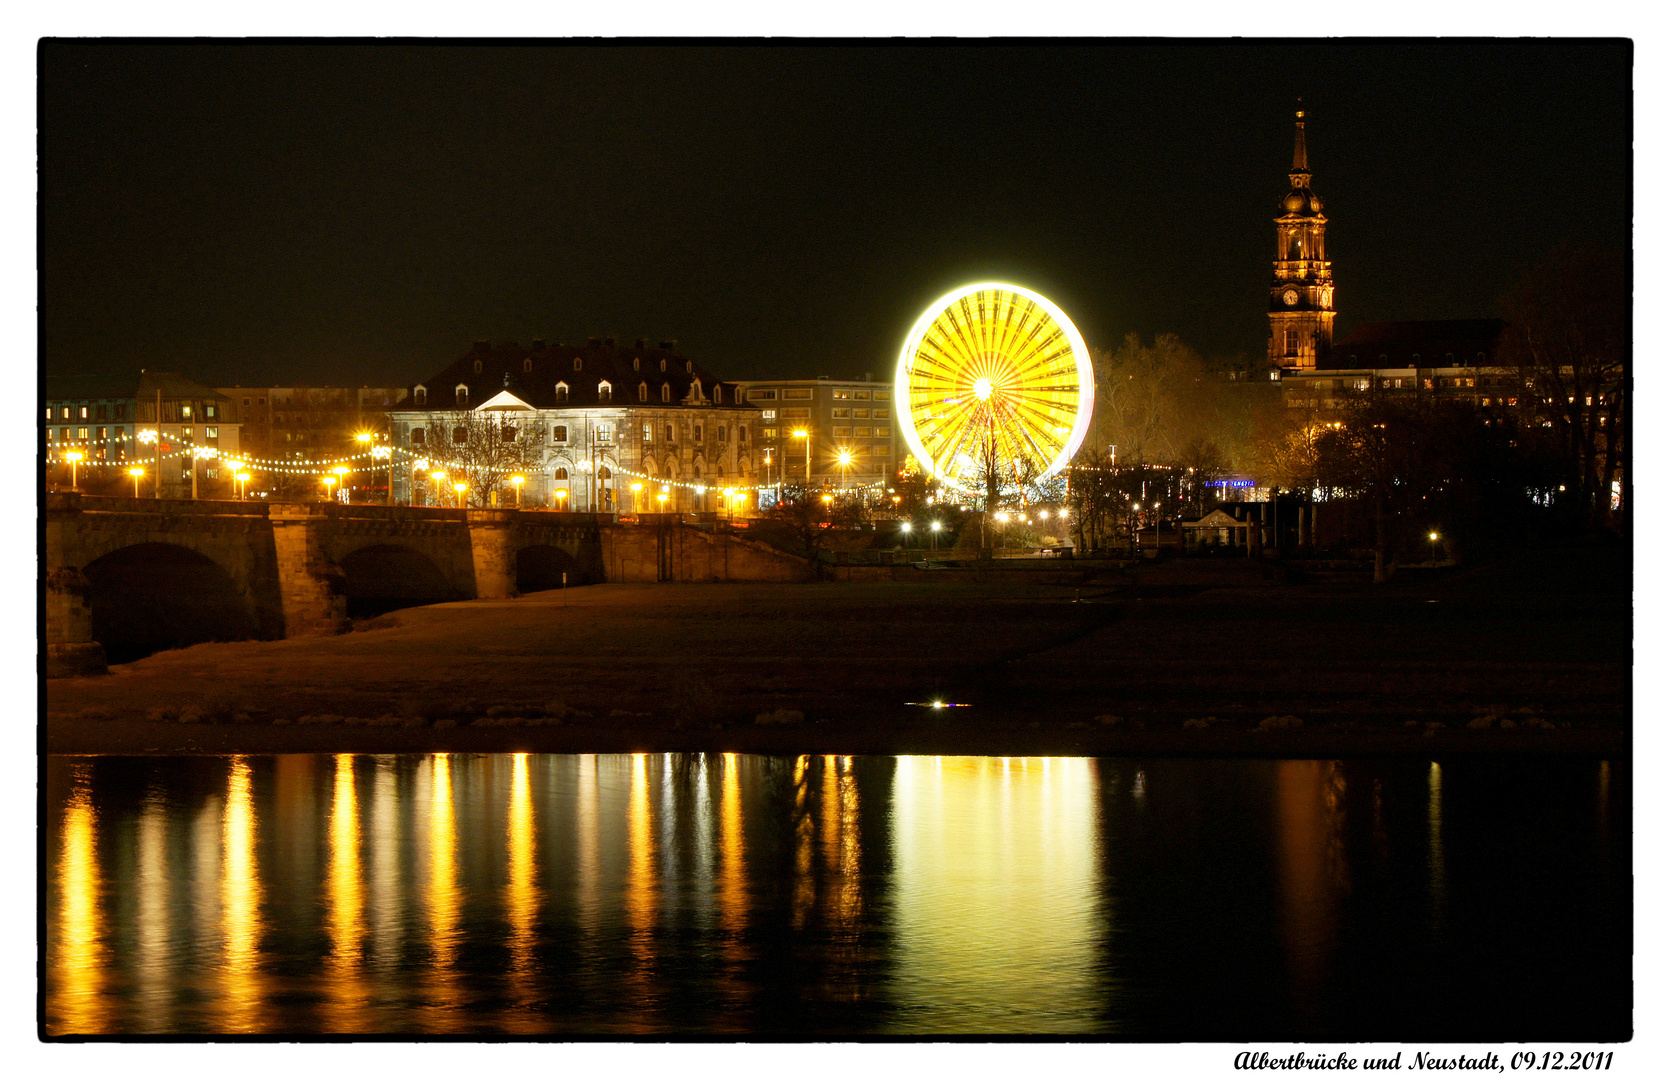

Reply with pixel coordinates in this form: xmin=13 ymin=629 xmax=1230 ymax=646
xmin=388 ymin=338 xmax=762 ymax=513
xmin=43 ymin=372 xmax=241 ymax=497
xmin=733 ymin=376 xmax=899 ymax=492
xmin=217 ymin=385 xmax=408 ymax=469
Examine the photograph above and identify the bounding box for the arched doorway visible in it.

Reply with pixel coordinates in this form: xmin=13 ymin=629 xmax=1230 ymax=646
xmin=83 ymin=543 xmax=257 ymax=663
xmin=338 ymin=544 xmax=457 ymax=618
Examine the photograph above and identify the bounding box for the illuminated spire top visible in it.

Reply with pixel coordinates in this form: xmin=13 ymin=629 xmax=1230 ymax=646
xmin=1291 ymin=100 xmax=1309 ymax=175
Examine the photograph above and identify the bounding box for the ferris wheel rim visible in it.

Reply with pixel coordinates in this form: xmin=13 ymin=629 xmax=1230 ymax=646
xmin=893 ymin=281 xmax=1096 ymax=491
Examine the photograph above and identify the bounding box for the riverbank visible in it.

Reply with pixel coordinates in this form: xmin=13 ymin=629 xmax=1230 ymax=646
xmin=45 ymin=548 xmax=1630 ymax=759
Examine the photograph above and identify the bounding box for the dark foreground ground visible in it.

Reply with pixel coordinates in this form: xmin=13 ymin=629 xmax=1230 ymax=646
xmin=45 ymin=546 xmax=1630 ymax=758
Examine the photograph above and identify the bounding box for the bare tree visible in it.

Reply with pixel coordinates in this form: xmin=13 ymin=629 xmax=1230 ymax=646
xmin=415 ymin=411 xmax=546 ymax=508
xmin=1500 ymin=243 xmax=1629 ymax=533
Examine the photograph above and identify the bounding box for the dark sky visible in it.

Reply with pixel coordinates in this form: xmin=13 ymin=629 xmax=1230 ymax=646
xmin=39 ymin=40 xmax=1631 ymax=388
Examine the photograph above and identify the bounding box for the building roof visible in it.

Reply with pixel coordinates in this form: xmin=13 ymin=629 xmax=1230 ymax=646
xmin=1320 ymin=319 xmax=1508 ymax=370
xmin=43 ymin=371 xmax=230 ymax=403
xmin=409 ymin=340 xmax=760 ymax=412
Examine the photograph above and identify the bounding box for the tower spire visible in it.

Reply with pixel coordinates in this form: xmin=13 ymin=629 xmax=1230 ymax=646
xmin=1291 ymin=99 xmax=1309 ymax=177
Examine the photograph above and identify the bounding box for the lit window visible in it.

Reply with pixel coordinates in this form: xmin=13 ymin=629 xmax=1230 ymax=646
xmin=874 ymin=390 xmax=889 ymax=401
xmin=748 ymin=388 xmax=777 ymax=400
xmin=414 ymin=386 xmax=427 ymax=405
xmin=598 ymin=381 xmax=612 ymax=404
xmin=832 ymin=408 xmax=850 ymax=419
xmin=854 ymin=391 xmax=870 ymax=400
xmin=874 ymin=408 xmax=889 ymax=419
xmin=43 ymin=406 xmax=50 ymax=420
xmin=80 ymin=406 xmax=88 ymax=420
xmin=77 ymin=427 xmax=89 ymax=440
xmin=875 ymin=426 xmax=891 ymax=437
xmin=834 ymin=390 xmax=851 ymax=400
xmin=455 ymin=384 xmax=469 ymax=405
xmin=762 ymin=409 xmax=777 ymax=421
xmin=205 ymin=427 xmax=219 ymax=442
xmin=643 ymin=422 xmax=653 ymax=443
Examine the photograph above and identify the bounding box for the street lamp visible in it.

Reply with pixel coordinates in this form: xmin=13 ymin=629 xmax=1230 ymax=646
xmin=510 ymin=474 xmax=526 ymax=508
xmin=332 ymin=464 xmax=350 ymax=504
xmin=63 ymin=449 xmax=84 ymax=491
xmin=929 ymin=518 xmax=942 ymax=555
xmin=657 ymin=490 xmax=670 ymax=511
xmin=322 ymin=474 xmax=338 ymax=501
xmin=836 ymin=447 xmax=853 ymax=489
xmin=630 ymin=481 xmax=643 ymax=514
xmin=793 ymin=429 xmax=810 ymax=486
xmin=1428 ymin=531 xmax=1440 ymax=563
xmin=454 ymin=481 xmax=468 ymax=508
xmin=1153 ymin=500 xmax=1161 ymax=553
xmin=555 ymin=488 xmax=569 ymax=511
xmin=235 ymin=470 xmax=251 ymax=500
xmin=128 ymin=466 xmax=145 ymax=498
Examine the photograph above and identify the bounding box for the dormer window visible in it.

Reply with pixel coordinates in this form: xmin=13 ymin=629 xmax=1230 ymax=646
xmin=659 ymin=359 xmax=667 ymax=373
xmin=734 ymin=387 xmax=743 ymax=404
xmin=574 ymin=357 xmax=583 ymax=371
xmin=638 ymin=381 xmax=648 ymax=402
xmin=598 ymin=381 xmax=612 ymax=405
xmin=661 ymin=383 xmax=671 ymax=403
xmin=455 ymin=384 xmax=469 ymax=406
xmin=555 ymin=382 xmax=569 ymax=404
xmin=713 ymin=384 xmax=723 ymax=404
xmin=473 ymin=359 xmax=482 ymax=373
xmin=686 ymin=360 xmax=693 ymax=374
xmin=633 ymin=357 xmax=641 ymax=372
xmin=524 ymin=358 xmax=533 ymax=372
xmin=414 ymin=385 xmax=427 ymax=405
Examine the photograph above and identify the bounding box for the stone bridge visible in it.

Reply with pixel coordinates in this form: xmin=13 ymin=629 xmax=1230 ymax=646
xmin=44 ymin=494 xmax=807 ymax=676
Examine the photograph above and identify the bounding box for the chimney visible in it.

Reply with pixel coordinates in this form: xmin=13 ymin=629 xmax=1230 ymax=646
xmin=659 ymin=339 xmax=678 ymax=350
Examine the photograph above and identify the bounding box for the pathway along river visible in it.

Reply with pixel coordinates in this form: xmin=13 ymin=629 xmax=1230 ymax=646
xmin=44 ymin=753 xmax=1628 ymax=1039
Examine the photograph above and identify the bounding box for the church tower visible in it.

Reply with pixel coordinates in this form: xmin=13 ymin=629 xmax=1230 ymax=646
xmin=1268 ymin=105 xmax=1335 ymax=369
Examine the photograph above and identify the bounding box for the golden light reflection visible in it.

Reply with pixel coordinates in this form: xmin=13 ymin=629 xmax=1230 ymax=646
xmin=134 ymin=786 xmax=171 ymax=1032
xmin=322 ymin=754 xmax=367 ymax=1031
xmin=50 ymin=765 xmax=108 ymax=1036
xmin=424 ymin=754 xmax=462 ymax=1032
xmin=1275 ymin=760 xmax=1345 ymax=1024
xmin=624 ymin=752 xmax=658 ymax=1029
xmin=716 ymin=752 xmax=749 ymax=1029
xmin=576 ymin=754 xmax=599 ymax=927
xmin=793 ymin=755 xmax=814 ymax=929
xmin=368 ymin=756 xmax=401 ymax=978
xmin=220 ymin=756 xmax=266 ymax=1033
xmin=504 ymin=754 xmax=541 ymax=1031
xmin=889 ymin=755 xmax=1102 ymax=1034
xmin=1428 ymin=761 xmax=1446 ymax=915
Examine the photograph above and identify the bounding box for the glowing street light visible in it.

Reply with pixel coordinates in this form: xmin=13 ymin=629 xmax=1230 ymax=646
xmin=630 ymin=480 xmax=643 ymax=514
xmin=127 ymin=466 xmax=145 ymax=498
xmin=454 ymin=481 xmax=468 ymax=508
xmin=235 ymin=470 xmax=251 ymax=500
xmin=1428 ymin=530 xmax=1441 ymax=563
xmin=555 ymin=488 xmax=569 ymax=510
xmin=63 ymin=449 xmax=84 ymax=491
xmin=657 ymin=490 xmax=670 ymax=510
xmin=929 ymin=518 xmax=942 ymax=555
xmin=510 ymin=474 xmax=526 ymax=508
xmin=372 ymin=444 xmax=393 ymax=504
xmin=321 ymin=474 xmax=338 ymax=500
xmin=836 ymin=447 xmax=853 ymax=489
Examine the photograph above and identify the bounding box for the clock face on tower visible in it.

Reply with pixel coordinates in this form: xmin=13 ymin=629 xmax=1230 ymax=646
xmin=1282 ymin=288 xmax=1299 ymax=306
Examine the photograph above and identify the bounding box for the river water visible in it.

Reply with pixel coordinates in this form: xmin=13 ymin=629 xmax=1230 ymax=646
xmin=44 ymin=753 xmax=1628 ymax=1039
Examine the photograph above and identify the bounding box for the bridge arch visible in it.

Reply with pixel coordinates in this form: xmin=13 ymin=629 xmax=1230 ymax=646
xmin=82 ymin=542 xmax=260 ymax=663
xmin=515 ymin=543 xmax=592 ymax=591
xmin=337 ymin=543 xmax=461 ymax=617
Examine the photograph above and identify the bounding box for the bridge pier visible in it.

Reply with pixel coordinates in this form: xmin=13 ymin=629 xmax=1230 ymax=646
xmin=467 ymin=509 xmax=520 ymax=599
xmin=44 ymin=567 xmax=108 ymax=677
xmin=270 ymin=503 xmax=351 ymax=636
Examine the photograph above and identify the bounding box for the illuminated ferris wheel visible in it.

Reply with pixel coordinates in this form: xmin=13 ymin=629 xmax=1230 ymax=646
xmin=895 ymin=283 xmax=1095 ymax=493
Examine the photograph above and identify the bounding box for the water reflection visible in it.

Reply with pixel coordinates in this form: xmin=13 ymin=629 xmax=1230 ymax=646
xmin=42 ymin=753 xmax=1629 ymax=1040
xmin=219 ymin=756 xmax=264 ymax=1033
xmin=424 ymin=754 xmax=462 ymax=1031
xmin=52 ymin=765 xmax=106 ymax=1035
xmin=323 ymin=754 xmax=366 ymax=1031
xmin=889 ymin=756 xmax=1103 ymax=1034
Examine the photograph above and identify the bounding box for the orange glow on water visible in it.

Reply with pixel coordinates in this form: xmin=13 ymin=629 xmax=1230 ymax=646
xmin=504 ymin=754 xmax=541 ymax=1030
xmin=323 ymin=754 xmax=366 ymax=1031
xmin=51 ymin=766 xmax=107 ymax=1035
xmin=220 ymin=756 xmax=266 ymax=1033
xmin=424 ymin=754 xmax=462 ymax=1031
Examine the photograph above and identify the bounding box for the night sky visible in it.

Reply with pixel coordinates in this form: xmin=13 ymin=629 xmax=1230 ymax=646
xmin=39 ymin=40 xmax=1631 ymax=388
